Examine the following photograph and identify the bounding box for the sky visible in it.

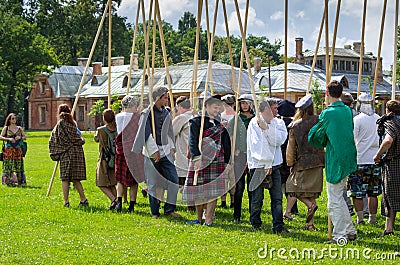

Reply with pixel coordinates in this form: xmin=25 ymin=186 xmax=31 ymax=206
xmin=116 ymin=0 xmax=399 ymax=71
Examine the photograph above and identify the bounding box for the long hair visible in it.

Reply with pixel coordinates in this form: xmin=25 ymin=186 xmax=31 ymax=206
xmin=4 ymin=113 xmax=17 ymax=126
xmin=103 ymin=109 xmax=116 ymax=131
xmin=58 ymin=104 xmax=75 ymax=124
xmin=293 ymin=103 xmax=314 ymax=122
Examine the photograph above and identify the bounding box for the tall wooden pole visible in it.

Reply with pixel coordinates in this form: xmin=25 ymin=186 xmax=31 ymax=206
xmin=372 ymin=0 xmax=388 ymax=101
xmin=324 ymin=0 xmax=330 ymax=83
xmin=47 ymin=0 xmax=111 ymax=196
xmin=284 ymin=0 xmax=288 ymax=99
xmin=357 ymin=0 xmax=368 ymax=98
xmin=307 ymin=7 xmax=325 ymax=93
xmin=392 ymin=0 xmax=399 ymax=100
xmin=191 ymin=0 xmax=203 ymax=109
xmin=126 ymin=0 xmax=141 ymax=95
xmin=327 ymin=0 xmax=341 ymax=82
xmin=107 ymin=0 xmax=112 ymax=108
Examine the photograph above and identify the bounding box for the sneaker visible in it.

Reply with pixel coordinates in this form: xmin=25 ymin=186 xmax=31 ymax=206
xmin=203 ymin=222 xmax=214 ymax=227
xmin=128 ymin=204 xmax=135 ymax=213
xmin=109 ymin=200 xmax=117 ymax=210
xmin=274 ymin=228 xmax=290 ymax=234
xmin=357 ymin=220 xmax=365 ymax=225
xmin=378 ymin=230 xmax=394 ymax=237
xmin=347 ymin=234 xmax=357 ymax=241
xmin=186 ymin=220 xmax=201 ymax=225
xmin=63 ymin=201 xmax=70 ymax=207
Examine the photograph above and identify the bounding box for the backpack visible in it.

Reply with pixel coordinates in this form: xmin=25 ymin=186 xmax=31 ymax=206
xmin=101 ymin=127 xmax=116 ymax=169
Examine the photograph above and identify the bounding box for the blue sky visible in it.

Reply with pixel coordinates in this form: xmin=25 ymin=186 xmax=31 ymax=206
xmin=117 ymin=0 xmax=398 ymax=71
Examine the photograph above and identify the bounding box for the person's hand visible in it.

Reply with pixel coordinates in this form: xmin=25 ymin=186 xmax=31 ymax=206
xmin=152 ymin=151 xmax=161 ymax=162
xmin=9 ymin=138 xmax=15 ymax=143
xmin=264 ymin=168 xmax=272 ymax=176
xmin=373 ymin=154 xmax=381 ymax=163
xmin=15 ymin=135 xmax=20 ymax=141
xmin=257 ymin=118 xmax=268 ymax=130
xmin=194 ymin=159 xmax=202 ymax=171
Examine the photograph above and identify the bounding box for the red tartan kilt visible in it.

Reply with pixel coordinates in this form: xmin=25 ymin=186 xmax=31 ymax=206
xmin=115 ymin=152 xmax=139 ymax=186
xmin=182 ymin=157 xmax=227 ymax=201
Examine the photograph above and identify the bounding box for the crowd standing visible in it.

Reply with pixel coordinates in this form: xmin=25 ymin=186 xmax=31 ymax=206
xmin=3 ymin=81 xmax=398 ymax=241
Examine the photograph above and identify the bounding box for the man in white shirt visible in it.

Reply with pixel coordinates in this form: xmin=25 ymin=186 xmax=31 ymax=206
xmin=348 ymin=93 xmax=381 ymax=224
xmin=247 ymin=98 xmax=288 ymax=233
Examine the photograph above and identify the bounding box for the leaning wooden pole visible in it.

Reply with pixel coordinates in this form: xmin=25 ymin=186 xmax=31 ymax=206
xmin=357 ymin=0 xmax=368 ymax=97
xmin=126 ymin=0 xmax=141 ymax=95
xmin=155 ymin=0 xmax=174 ymax=107
xmin=139 ymin=0 xmax=152 ymax=110
xmin=149 ymin=0 xmax=157 ymax=141
xmin=222 ymin=0 xmax=236 ymax=94
xmin=324 ymin=0 xmax=330 ymax=83
xmin=194 ymin=0 xmax=219 ymax=186
xmin=191 ymin=0 xmax=203 ymax=109
xmin=392 ymin=0 xmax=399 ymax=100
xmin=284 ymin=0 xmax=288 ymax=99
xmin=327 ymin=0 xmax=341 ymax=82
xmin=107 ymin=0 xmax=112 ymax=108
xmin=307 ymin=7 xmax=325 ymax=93
xmin=47 ymin=0 xmax=111 ymax=196
xmin=234 ymin=0 xmax=259 ymax=118
xmin=372 ymin=0 xmax=387 ymax=102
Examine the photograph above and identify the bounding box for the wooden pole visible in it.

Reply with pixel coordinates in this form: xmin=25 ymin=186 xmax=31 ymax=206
xmin=357 ymin=0 xmax=368 ymax=98
xmin=392 ymin=0 xmax=399 ymax=100
xmin=284 ymin=0 xmax=288 ymax=99
xmin=194 ymin=0 xmax=219 ymax=186
xmin=327 ymin=0 xmax=341 ymax=82
xmin=234 ymin=0 xmax=259 ymax=118
xmin=149 ymin=0 xmax=157 ymax=140
xmin=139 ymin=0 xmax=152 ymax=110
xmin=155 ymin=0 xmax=174 ymax=107
xmin=107 ymin=0 xmax=112 ymax=108
xmin=372 ymin=0 xmax=387 ymax=102
xmin=47 ymin=0 xmax=111 ymax=196
xmin=324 ymin=0 xmax=330 ymax=83
xmin=191 ymin=0 xmax=203 ymax=109
xmin=222 ymin=0 xmax=236 ymax=94
xmin=204 ymin=0 xmax=214 ymax=95
xmin=126 ymin=0 xmax=141 ymax=95
xmin=307 ymin=7 xmax=325 ymax=93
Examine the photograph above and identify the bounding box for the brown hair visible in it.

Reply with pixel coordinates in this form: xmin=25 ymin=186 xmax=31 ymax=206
xmin=176 ymin=96 xmax=191 ymax=110
xmin=327 ymin=80 xmax=343 ymax=98
xmin=58 ymin=104 xmax=75 ymax=124
xmin=293 ymin=103 xmax=314 ymax=122
xmin=386 ymin=100 xmax=400 ymax=115
xmin=4 ymin=113 xmax=17 ymax=127
xmin=103 ymin=109 xmax=116 ymax=131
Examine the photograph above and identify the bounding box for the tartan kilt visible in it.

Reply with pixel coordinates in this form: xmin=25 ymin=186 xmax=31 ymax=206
xmin=115 ymin=152 xmax=138 ymax=186
xmin=182 ymin=156 xmax=227 ymax=201
xmin=59 ymin=145 xmax=86 ymax=181
xmin=381 ymin=158 xmax=400 ymax=215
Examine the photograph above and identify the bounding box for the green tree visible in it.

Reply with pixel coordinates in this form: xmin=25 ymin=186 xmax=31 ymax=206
xmin=0 ymin=8 xmax=59 ymax=124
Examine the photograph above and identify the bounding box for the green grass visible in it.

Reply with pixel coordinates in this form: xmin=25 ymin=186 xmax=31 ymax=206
xmin=0 ymin=131 xmax=399 ymax=264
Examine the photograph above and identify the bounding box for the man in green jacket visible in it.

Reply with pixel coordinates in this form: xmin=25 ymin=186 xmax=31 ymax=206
xmin=308 ymin=80 xmax=357 ymax=243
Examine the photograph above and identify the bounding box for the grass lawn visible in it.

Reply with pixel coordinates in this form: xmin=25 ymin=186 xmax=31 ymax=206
xmin=0 ymin=131 xmax=399 ymax=264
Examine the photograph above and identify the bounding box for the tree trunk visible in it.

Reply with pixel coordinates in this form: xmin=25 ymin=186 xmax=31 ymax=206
xmin=7 ymin=72 xmax=17 ymax=115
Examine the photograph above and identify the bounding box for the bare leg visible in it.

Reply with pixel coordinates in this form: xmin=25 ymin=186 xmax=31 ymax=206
xmin=352 ymin=197 xmax=364 ymax=212
xmin=306 ymin=197 xmax=317 ymax=226
xmin=284 ymin=195 xmax=297 ymax=218
xmin=195 ymin=202 xmax=204 ymax=222
xmin=62 ymin=181 xmax=70 ymax=204
xmin=297 ymin=197 xmax=313 ymax=209
xmin=368 ymin=196 xmax=378 ymax=215
xmin=123 ymin=185 xmax=128 ymax=203
xmin=72 ymin=181 xmax=87 ymax=202
xmin=385 ymin=210 xmax=396 ymax=232
xmin=117 ymin=182 xmax=124 ymax=197
xmin=99 ymin=186 xmax=117 ymax=201
xmin=130 ymin=183 xmax=138 ymax=202
xmin=205 ymin=199 xmax=217 ymax=225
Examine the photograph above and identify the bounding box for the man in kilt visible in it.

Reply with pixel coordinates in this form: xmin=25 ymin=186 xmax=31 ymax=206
xmin=114 ymin=96 xmax=145 ymax=212
xmin=132 ymin=87 xmax=181 ymax=218
xmin=184 ymin=95 xmax=231 ymax=226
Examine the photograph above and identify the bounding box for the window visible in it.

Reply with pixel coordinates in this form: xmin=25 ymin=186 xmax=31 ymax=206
xmin=339 ymin=61 xmax=345 ymax=71
xmin=333 ymin=60 xmax=339 ymax=71
xmin=39 ymin=106 xmax=46 ymax=124
xmin=39 ymin=80 xmax=46 ymax=94
xmin=345 ymin=61 xmax=351 ymax=71
xmin=78 ymin=106 xmax=85 ymax=122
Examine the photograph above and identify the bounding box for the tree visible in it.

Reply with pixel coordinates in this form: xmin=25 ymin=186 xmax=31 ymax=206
xmin=0 ymin=9 xmax=59 ymax=124
xmin=178 ymin=11 xmax=197 ymax=35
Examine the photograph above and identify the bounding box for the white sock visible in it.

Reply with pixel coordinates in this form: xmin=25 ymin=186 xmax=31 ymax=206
xmin=356 ymin=211 xmax=364 ymax=223
xmin=368 ymin=214 xmax=376 ymax=223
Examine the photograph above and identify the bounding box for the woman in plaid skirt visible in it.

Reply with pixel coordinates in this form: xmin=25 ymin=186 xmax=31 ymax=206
xmin=374 ymin=100 xmax=400 ymax=236
xmin=184 ymin=96 xmax=231 ymax=226
xmin=49 ymin=104 xmax=88 ymax=207
xmin=0 ymin=113 xmax=27 ymax=186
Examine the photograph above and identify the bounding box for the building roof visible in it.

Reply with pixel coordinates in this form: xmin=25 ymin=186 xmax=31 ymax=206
xmin=254 ymin=62 xmax=396 ymax=95
xmin=48 ymin=66 xmax=93 ymax=98
xmin=303 ymin=47 xmax=376 ymax=60
xmin=79 ymin=62 xmax=255 ymax=98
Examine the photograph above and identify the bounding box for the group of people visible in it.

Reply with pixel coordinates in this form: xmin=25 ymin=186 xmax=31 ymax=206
xmin=3 ymin=80 xmax=399 ymax=241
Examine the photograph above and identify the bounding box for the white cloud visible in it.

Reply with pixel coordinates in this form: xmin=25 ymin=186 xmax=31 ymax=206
xmin=270 ymin=11 xmax=284 ymax=21
xmin=295 ymin=10 xmax=305 ymax=19
xmin=227 ymin=6 xmax=265 ymax=34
